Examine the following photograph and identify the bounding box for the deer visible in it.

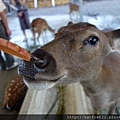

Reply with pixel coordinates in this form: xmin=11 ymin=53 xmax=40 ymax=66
xmin=18 ymin=22 xmax=120 ymax=114
xmin=31 ymin=18 xmax=55 ymax=46
xmin=4 ymin=75 xmax=28 ymax=112
xmin=69 ymin=3 xmax=79 ymax=20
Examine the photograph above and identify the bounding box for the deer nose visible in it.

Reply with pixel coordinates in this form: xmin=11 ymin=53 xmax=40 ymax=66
xmin=18 ymin=49 xmax=56 ymax=77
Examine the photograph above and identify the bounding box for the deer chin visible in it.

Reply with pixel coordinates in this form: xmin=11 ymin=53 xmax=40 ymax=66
xmin=23 ymin=78 xmax=57 ymax=90
xmin=23 ymin=72 xmax=68 ymax=90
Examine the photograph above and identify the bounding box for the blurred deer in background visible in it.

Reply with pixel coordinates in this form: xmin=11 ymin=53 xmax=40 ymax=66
xmin=31 ymin=18 xmax=55 ymax=46
xmin=69 ymin=3 xmax=79 ymax=20
xmin=19 ymin=21 xmax=120 ymax=114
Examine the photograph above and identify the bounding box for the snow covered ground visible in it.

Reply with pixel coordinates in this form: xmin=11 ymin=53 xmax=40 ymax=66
xmin=9 ymin=15 xmax=71 ymax=49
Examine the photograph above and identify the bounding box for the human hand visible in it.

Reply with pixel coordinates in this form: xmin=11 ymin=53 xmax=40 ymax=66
xmin=6 ymin=28 xmax=12 ymax=37
xmin=17 ymin=12 xmax=23 ymax=17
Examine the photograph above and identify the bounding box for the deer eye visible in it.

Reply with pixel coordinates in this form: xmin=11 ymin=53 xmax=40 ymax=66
xmin=83 ymin=36 xmax=99 ymax=46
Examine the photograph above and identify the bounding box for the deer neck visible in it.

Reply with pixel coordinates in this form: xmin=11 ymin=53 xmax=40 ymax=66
xmin=80 ymin=51 xmax=120 ymax=96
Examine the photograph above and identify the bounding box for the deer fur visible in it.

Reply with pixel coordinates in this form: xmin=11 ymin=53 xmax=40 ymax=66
xmin=31 ymin=18 xmax=55 ymax=45
xmin=4 ymin=75 xmax=28 ymax=112
xmin=19 ymin=22 xmax=120 ymax=114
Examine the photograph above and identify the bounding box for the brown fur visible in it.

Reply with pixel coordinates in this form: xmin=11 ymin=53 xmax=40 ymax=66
xmin=31 ymin=18 xmax=55 ymax=45
xmin=19 ymin=22 xmax=120 ymax=114
xmin=4 ymin=76 xmax=28 ymax=112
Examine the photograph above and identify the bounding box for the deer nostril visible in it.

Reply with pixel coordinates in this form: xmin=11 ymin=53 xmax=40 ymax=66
xmin=31 ymin=49 xmax=55 ymax=71
xmin=34 ymin=57 xmax=49 ymax=69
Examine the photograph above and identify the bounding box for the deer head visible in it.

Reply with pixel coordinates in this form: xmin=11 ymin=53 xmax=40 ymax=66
xmin=18 ymin=22 xmax=120 ymax=90
xmin=18 ymin=22 xmax=120 ymax=113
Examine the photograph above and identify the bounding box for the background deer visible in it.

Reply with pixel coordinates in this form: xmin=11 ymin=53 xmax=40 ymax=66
xmin=19 ymin=22 xmax=120 ymax=114
xmin=69 ymin=3 xmax=79 ymax=20
xmin=31 ymin=18 xmax=55 ymax=46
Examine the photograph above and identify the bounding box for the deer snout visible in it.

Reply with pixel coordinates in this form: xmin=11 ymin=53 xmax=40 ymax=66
xmin=18 ymin=49 xmax=56 ymax=81
xmin=18 ymin=49 xmax=59 ymax=90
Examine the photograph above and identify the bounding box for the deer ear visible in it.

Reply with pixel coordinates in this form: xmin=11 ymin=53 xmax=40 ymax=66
xmin=105 ymin=29 xmax=120 ymax=50
xmin=67 ymin=21 xmax=73 ymax=26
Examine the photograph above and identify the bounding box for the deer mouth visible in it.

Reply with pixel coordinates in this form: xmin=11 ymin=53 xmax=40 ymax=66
xmin=23 ymin=74 xmax=67 ymax=90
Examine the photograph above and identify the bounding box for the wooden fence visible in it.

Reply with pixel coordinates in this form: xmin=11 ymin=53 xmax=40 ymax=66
xmin=26 ymin=0 xmax=69 ymax=8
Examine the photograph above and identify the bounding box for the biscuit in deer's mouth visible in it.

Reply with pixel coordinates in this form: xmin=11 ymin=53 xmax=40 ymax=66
xmin=0 ymin=38 xmax=30 ymax=61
